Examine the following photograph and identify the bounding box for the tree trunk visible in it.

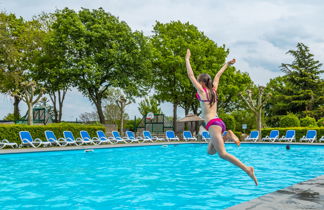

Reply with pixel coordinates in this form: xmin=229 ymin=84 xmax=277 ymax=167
xmin=184 ymin=107 xmax=189 ymax=131
xmin=27 ymin=103 xmax=33 ymax=125
xmin=94 ymin=100 xmax=105 ymax=124
xmin=13 ymin=96 xmax=21 ymax=121
xmin=120 ymin=108 xmax=124 ymax=135
xmin=49 ymin=93 xmax=58 ymax=123
xmin=58 ymin=90 xmax=67 ymax=123
xmin=173 ymin=103 xmax=178 ymax=133
xmin=256 ymin=110 xmax=262 ymax=140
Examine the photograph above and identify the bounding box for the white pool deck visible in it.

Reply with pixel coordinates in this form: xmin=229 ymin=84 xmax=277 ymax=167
xmin=0 ymin=141 xmax=323 ymax=155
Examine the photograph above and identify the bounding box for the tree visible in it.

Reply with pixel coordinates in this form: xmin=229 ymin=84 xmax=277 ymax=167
xmin=52 ymin=8 xmax=152 ymax=124
xmin=0 ymin=13 xmax=46 ymax=124
xmin=240 ymin=86 xmax=271 ymax=140
xmin=33 ymin=12 xmax=72 ymax=123
xmin=151 ymin=21 xmax=252 ymax=131
xmin=79 ymin=111 xmax=99 ymax=123
xmin=270 ymin=43 xmax=324 ymax=119
xmin=14 ymin=81 xmax=45 ymax=125
xmin=138 ymin=97 xmax=162 ymax=116
xmin=103 ymin=88 xmax=131 ymax=133
xmin=0 ymin=12 xmax=26 ymax=120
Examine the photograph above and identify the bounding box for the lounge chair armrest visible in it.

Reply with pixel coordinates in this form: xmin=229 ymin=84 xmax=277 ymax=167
xmin=2 ymin=139 xmax=10 ymax=143
xmin=34 ymin=138 xmax=44 ymax=142
xmin=136 ymin=136 xmax=143 ymax=140
xmin=58 ymin=138 xmax=67 ymax=141
xmin=92 ymin=137 xmax=99 ymax=141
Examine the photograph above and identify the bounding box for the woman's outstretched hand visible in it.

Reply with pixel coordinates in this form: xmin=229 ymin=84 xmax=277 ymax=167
xmin=227 ymin=58 xmax=236 ymax=65
xmin=185 ymin=49 xmax=191 ymax=60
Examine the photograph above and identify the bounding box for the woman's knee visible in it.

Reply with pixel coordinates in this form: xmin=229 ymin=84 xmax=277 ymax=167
xmin=218 ymin=151 xmax=228 ymax=159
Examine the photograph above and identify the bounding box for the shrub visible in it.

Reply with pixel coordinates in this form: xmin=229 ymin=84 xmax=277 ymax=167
xmin=317 ymin=118 xmax=324 ymax=127
xmin=279 ymin=114 xmax=300 ymax=127
xmin=0 ymin=123 xmax=105 ymax=145
xmin=219 ymin=114 xmax=236 ymax=131
xmin=261 ymin=127 xmax=324 ymax=142
xmin=300 ymin=116 xmax=317 ymax=127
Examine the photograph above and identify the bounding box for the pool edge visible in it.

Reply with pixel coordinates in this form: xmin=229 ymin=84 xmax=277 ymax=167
xmin=226 ymin=175 xmax=324 ymax=210
xmin=1 ymin=142 xmax=323 ymax=155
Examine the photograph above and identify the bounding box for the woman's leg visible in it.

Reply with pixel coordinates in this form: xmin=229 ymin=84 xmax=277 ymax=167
xmin=207 ymin=139 xmax=217 ymax=155
xmin=224 ymin=130 xmax=241 ymax=146
xmin=209 ymin=125 xmax=258 ymax=185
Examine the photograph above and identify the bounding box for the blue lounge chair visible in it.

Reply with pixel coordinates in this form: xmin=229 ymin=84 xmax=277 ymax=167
xmin=19 ymin=131 xmax=51 ymax=148
xmin=142 ymin=131 xmax=163 ymax=142
xmin=223 ymin=131 xmax=228 ymax=137
xmin=125 ymin=131 xmax=142 ymax=143
xmin=63 ymin=131 xmax=81 ymax=145
xmin=279 ymin=130 xmax=295 ymax=142
xmin=201 ymin=131 xmax=211 ymax=142
xmin=80 ymin=130 xmax=98 ymax=145
xmin=112 ymin=131 xmax=128 ymax=143
xmin=0 ymin=139 xmax=18 ymax=149
xmin=96 ymin=130 xmax=115 ymax=144
xmin=262 ymin=130 xmax=279 ymax=142
xmin=300 ymin=130 xmax=317 ymax=143
xmin=245 ymin=131 xmax=259 ymax=142
xmin=45 ymin=130 xmax=68 ymax=146
xmin=165 ymin=130 xmax=180 ymax=141
xmin=183 ymin=131 xmax=197 ymax=141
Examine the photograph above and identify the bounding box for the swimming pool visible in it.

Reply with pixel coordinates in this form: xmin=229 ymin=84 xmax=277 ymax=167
xmin=0 ymin=144 xmax=323 ymax=209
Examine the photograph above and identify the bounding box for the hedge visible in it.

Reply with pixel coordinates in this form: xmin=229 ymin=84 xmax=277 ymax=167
xmin=0 ymin=123 xmax=106 ymax=145
xmin=261 ymin=127 xmax=324 ymax=142
xmin=300 ymin=116 xmax=317 ymax=127
xmin=279 ymin=114 xmax=300 ymax=127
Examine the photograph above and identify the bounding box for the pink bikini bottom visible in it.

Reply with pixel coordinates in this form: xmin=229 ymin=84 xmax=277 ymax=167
xmin=205 ymin=118 xmax=226 ymax=133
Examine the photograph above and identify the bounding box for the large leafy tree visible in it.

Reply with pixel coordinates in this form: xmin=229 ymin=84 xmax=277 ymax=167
xmin=0 ymin=12 xmax=26 ymax=120
xmin=151 ymin=21 xmax=252 ymax=131
xmin=32 ymin=13 xmax=72 ymax=123
xmin=267 ymin=43 xmax=324 ymax=119
xmin=52 ymin=8 xmax=152 ymax=124
xmin=0 ymin=13 xmax=46 ymax=124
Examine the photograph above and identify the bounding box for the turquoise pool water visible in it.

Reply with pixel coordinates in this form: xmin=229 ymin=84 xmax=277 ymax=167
xmin=0 ymin=144 xmax=323 ymax=209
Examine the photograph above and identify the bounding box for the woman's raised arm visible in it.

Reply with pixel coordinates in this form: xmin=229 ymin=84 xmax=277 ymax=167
xmin=213 ymin=59 xmax=236 ymax=91
xmin=185 ymin=49 xmax=204 ymax=92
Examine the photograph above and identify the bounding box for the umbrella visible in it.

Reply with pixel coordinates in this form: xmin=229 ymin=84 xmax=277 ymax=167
xmin=178 ymin=114 xmax=204 ymax=134
xmin=177 ymin=114 xmax=204 ymax=122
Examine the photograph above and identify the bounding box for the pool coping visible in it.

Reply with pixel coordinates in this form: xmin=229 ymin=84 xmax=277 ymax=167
xmin=227 ymin=175 xmax=324 ymax=210
xmin=0 ymin=141 xmax=323 ymax=155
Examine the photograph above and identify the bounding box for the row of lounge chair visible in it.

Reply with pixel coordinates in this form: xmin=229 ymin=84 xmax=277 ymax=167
xmin=0 ymin=130 xmax=199 ymax=149
xmin=1 ymin=129 xmax=323 ymax=149
xmin=245 ymin=130 xmax=323 ymax=143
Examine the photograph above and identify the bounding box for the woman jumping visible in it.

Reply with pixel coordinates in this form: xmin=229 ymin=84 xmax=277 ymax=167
xmin=185 ymin=49 xmax=258 ymax=185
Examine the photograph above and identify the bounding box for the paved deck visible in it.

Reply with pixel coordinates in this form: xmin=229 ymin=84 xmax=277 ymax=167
xmin=227 ymin=175 xmax=324 ymax=210
xmin=0 ymin=142 xmax=202 ymax=155
xmin=0 ymin=141 xmax=323 ymax=155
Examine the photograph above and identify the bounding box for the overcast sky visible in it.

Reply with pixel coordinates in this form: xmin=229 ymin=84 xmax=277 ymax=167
xmin=1 ymin=0 xmax=323 ymax=120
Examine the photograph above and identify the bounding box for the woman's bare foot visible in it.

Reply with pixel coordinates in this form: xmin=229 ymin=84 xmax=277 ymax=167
xmin=234 ymin=138 xmax=241 ymax=147
xmin=247 ymin=166 xmax=258 ymax=186
xmin=228 ymin=130 xmax=241 ymax=147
